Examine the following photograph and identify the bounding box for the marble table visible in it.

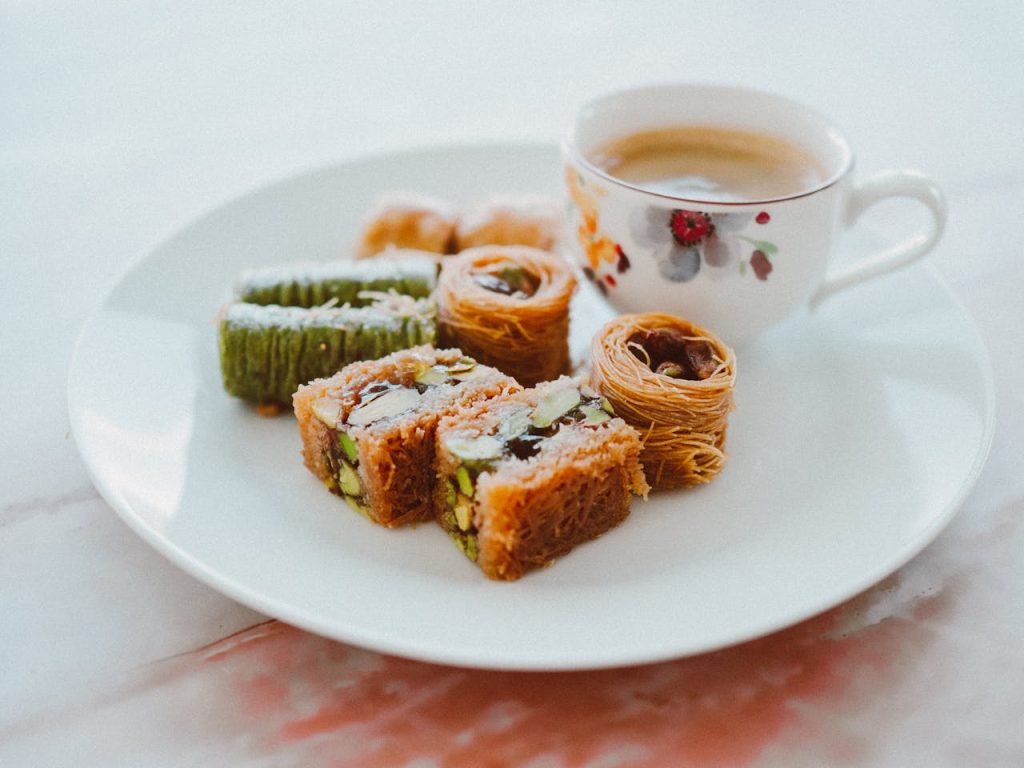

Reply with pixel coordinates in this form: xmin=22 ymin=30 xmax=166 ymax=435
xmin=3 ymin=3 xmax=1022 ymax=765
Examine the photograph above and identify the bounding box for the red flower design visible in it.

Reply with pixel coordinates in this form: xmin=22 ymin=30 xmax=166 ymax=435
xmin=670 ymin=210 xmax=714 ymax=246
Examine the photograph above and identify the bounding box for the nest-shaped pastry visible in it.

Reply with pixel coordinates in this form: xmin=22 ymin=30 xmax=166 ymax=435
xmin=590 ymin=313 xmax=736 ymax=489
xmin=437 ymin=246 xmax=576 ymax=386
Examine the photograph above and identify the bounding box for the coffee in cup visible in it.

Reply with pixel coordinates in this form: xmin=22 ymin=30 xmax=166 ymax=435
xmin=588 ymin=125 xmax=827 ymax=203
xmin=562 ymin=83 xmax=947 ymax=346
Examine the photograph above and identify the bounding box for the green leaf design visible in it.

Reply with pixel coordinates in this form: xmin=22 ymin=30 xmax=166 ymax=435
xmin=739 ymin=260 xmax=747 ymax=275
xmin=739 ymin=236 xmax=778 ymax=255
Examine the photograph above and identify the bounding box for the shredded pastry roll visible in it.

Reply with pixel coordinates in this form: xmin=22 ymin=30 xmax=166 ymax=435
xmin=436 ymin=245 xmax=576 ymax=386
xmin=590 ymin=313 xmax=736 ymax=489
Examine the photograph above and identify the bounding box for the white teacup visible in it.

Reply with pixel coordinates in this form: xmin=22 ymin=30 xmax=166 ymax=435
xmin=562 ymin=83 xmax=947 ymax=346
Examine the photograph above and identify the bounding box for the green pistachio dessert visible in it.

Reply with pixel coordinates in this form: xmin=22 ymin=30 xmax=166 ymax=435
xmin=218 ymin=293 xmax=436 ymax=407
xmin=235 ymin=255 xmax=437 ymax=308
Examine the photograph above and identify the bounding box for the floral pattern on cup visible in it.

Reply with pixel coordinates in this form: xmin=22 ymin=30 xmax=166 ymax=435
xmin=631 ymin=206 xmax=778 ymax=282
xmin=565 ymin=167 xmax=632 ymax=294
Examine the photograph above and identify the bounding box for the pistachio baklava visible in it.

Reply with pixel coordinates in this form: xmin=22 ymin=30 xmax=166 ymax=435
xmin=293 ymin=346 xmax=520 ymax=527
xmin=434 ymin=376 xmax=648 ymax=580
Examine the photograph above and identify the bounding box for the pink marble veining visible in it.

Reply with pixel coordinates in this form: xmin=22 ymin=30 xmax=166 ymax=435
xmin=199 ymin=595 xmax=908 ymax=767
xmin=2 ymin=496 xmax=1021 ymax=767
xmin=165 ymin=495 xmax=1024 ymax=768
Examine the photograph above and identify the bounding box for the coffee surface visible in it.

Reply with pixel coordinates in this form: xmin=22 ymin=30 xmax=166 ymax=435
xmin=589 ymin=125 xmax=826 ymax=202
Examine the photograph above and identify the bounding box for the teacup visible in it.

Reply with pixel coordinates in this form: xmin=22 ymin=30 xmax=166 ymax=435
xmin=562 ymin=83 xmax=947 ymax=346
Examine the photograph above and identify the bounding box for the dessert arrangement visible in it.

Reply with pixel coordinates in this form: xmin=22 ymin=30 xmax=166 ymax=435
xmin=217 ymin=192 xmax=736 ymax=580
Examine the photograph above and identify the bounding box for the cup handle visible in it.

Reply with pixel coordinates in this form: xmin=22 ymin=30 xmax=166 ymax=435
xmin=809 ymin=170 xmax=947 ymax=308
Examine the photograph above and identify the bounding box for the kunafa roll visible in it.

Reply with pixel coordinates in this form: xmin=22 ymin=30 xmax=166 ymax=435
xmin=590 ymin=313 xmax=736 ymax=489
xmin=436 ymin=245 xmax=576 ymax=386
xmin=434 ymin=376 xmax=648 ymax=580
xmin=294 ymin=346 xmax=519 ymax=527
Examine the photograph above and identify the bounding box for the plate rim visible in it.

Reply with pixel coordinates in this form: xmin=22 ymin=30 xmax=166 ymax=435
xmin=67 ymin=141 xmax=997 ymax=670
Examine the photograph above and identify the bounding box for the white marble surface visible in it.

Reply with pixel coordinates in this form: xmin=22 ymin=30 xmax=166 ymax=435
xmin=2 ymin=2 xmax=1023 ymax=766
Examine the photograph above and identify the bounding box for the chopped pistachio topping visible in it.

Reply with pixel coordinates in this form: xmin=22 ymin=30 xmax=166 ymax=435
xmin=455 ymin=466 xmax=474 ymax=496
xmin=338 ymin=461 xmax=362 ymax=496
xmin=472 ymin=267 xmax=539 ymax=299
xmin=438 ymin=385 xmax=617 ymax=474
xmin=655 ymin=361 xmax=686 ymax=378
xmin=454 ymin=494 xmax=473 ymax=531
xmin=529 ymin=386 xmax=581 ymax=428
xmin=444 ymin=479 xmax=457 ymax=508
xmin=579 ymin=404 xmax=611 ymax=425
xmin=338 ymin=432 xmax=359 ymax=464
xmin=347 ymin=386 xmax=420 ymax=426
xmin=343 ymin=495 xmax=371 ymax=519
xmin=450 ymin=530 xmax=478 ymax=562
xmin=411 ymin=357 xmax=479 ymax=388
xmin=311 ymin=397 xmax=341 ymax=428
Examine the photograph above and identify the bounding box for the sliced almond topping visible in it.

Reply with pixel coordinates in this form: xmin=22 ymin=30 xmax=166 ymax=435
xmin=498 ymin=408 xmax=532 ymax=440
xmin=445 ymin=434 xmax=503 ymax=464
xmin=414 ymin=364 xmax=449 ymax=386
xmin=311 ymin=397 xmax=341 ymax=428
xmin=347 ymin=387 xmax=421 ymax=426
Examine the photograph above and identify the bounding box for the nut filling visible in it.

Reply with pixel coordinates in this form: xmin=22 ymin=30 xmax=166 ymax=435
xmin=315 ymin=357 xmax=487 ymax=512
xmin=322 ymin=429 xmax=369 ymax=517
xmin=440 ymin=383 xmax=615 ymax=561
xmin=471 ymin=265 xmax=540 ymax=299
xmin=627 ymin=328 xmax=719 ymax=380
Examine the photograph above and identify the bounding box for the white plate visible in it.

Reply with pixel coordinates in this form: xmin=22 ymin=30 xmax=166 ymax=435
xmin=68 ymin=143 xmax=995 ymax=670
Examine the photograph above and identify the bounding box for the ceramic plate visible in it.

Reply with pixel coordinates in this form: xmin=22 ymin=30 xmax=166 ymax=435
xmin=68 ymin=143 xmax=995 ymax=670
